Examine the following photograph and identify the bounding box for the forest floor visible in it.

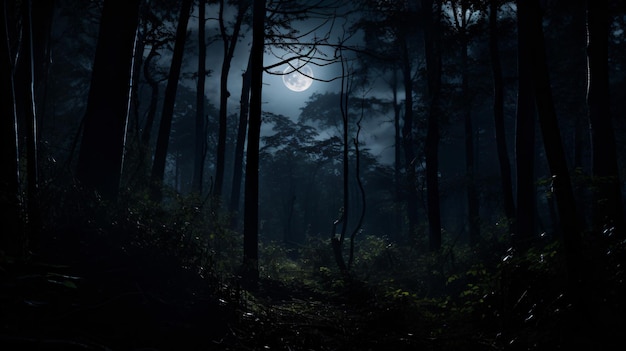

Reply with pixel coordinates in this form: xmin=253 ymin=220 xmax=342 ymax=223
xmin=0 ymin=233 xmax=488 ymax=351
xmin=1 ymin=231 xmax=623 ymax=350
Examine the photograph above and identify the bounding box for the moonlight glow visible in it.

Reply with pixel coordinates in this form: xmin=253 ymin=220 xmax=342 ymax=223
xmin=282 ymin=64 xmax=314 ymax=92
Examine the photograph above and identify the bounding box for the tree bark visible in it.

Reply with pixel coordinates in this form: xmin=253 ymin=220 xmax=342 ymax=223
xmin=150 ymin=0 xmax=193 ymax=201
xmin=76 ymin=0 xmax=140 ymax=201
xmin=242 ymin=0 xmax=265 ymax=286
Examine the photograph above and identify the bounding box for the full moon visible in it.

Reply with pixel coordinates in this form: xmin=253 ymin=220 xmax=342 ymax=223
xmin=282 ymin=64 xmax=313 ymax=92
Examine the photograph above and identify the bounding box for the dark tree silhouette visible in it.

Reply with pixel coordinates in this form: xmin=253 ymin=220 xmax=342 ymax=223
xmin=140 ymin=41 xmax=166 ymax=149
xmin=229 ymin=57 xmax=251 ymax=223
xmin=140 ymin=47 xmax=159 ymax=148
xmin=140 ymin=4 xmax=178 ymax=150
xmin=525 ymin=0 xmax=584 ymax=291
xmin=19 ymin=0 xmax=46 ymax=249
xmin=0 ymin=0 xmax=22 ymax=255
xmin=488 ymin=0 xmax=515 ymax=230
xmin=76 ymin=0 xmax=140 ymax=201
xmin=391 ymin=72 xmax=404 ymax=240
xmin=519 ymin=2 xmax=591 ymax=346
xmin=331 ymin=50 xmax=351 ymax=276
xmin=192 ymin=0 xmax=208 ymax=194
xmin=242 ymin=0 xmax=265 ymax=286
xmin=400 ymin=32 xmax=420 ymax=242
xmin=514 ymin=0 xmax=536 ymax=246
xmin=7 ymin=0 xmax=55 ymax=251
xmin=150 ymin=0 xmax=193 ymax=201
xmin=586 ymin=0 xmax=625 ymax=237
xmin=422 ymin=0 xmax=443 ymax=252
xmin=259 ymin=112 xmax=317 ymax=243
xmin=363 ymin=0 xmax=420 ymax=241
xmin=449 ymin=0 xmax=480 ymax=246
xmin=214 ymin=0 xmax=248 ymax=199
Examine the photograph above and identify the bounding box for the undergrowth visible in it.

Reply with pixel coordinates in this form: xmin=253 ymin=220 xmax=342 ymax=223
xmin=4 ymin=179 xmax=624 ymax=350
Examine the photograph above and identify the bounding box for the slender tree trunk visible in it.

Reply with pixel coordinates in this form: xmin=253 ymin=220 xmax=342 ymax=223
xmin=340 ymin=58 xmax=350 ymax=246
xmin=348 ymin=105 xmax=367 ymax=269
xmin=30 ymin=0 xmax=55 ymax=137
xmin=19 ymin=0 xmax=41 ymax=249
xmin=392 ymin=70 xmax=403 ymax=240
xmin=489 ymin=0 xmax=515 ymax=229
xmin=141 ymin=45 xmax=160 ymax=148
xmin=129 ymin=35 xmax=144 ymax=143
xmin=229 ymin=57 xmax=252 ymax=221
xmin=400 ymin=35 xmax=419 ymax=241
xmin=76 ymin=0 xmax=140 ymax=201
xmin=422 ymin=0 xmax=442 ymax=252
xmin=0 ymin=0 xmax=22 ymax=256
xmin=150 ymin=0 xmax=193 ymax=201
xmin=527 ymin=0 xmax=584 ymax=291
xmin=525 ymin=1 xmax=589 ymax=345
xmin=331 ymin=50 xmax=350 ymax=276
xmin=460 ymin=26 xmax=480 ymax=246
xmin=8 ymin=0 xmax=52 ymax=252
xmin=215 ymin=0 xmax=246 ymax=198
xmin=242 ymin=0 xmax=265 ymax=286
xmin=192 ymin=0 xmax=207 ymax=194
xmin=515 ymin=0 xmax=536 ymax=247
xmin=586 ymin=0 xmax=625 ymax=237
xmin=570 ymin=5 xmax=586 ymax=173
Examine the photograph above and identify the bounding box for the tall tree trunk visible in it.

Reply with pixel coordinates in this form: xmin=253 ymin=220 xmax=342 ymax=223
xmin=400 ymin=35 xmax=419 ymax=241
xmin=76 ymin=0 xmax=140 ymax=201
xmin=527 ymin=0 xmax=585 ymax=293
xmin=141 ymin=44 xmax=160 ymax=148
xmin=192 ymin=0 xmax=207 ymax=194
xmin=0 ymin=0 xmax=22 ymax=256
xmin=30 ymin=0 xmax=55 ymax=137
xmin=586 ymin=0 xmax=625 ymax=237
xmin=391 ymin=70 xmax=403 ymax=240
xmin=422 ymin=0 xmax=442 ymax=252
xmin=515 ymin=0 xmax=536 ymax=247
xmin=215 ymin=0 xmax=246 ymax=198
xmin=19 ymin=0 xmax=41 ymax=249
xmin=129 ymin=35 xmax=144 ymax=144
xmin=459 ymin=12 xmax=480 ymax=246
xmin=229 ymin=57 xmax=252 ymax=221
xmin=489 ymin=0 xmax=515 ymax=230
xmin=242 ymin=0 xmax=265 ymax=286
xmin=150 ymin=0 xmax=193 ymax=201
xmin=332 ymin=52 xmax=350 ymax=275
xmin=340 ymin=60 xmax=350 ymax=244
xmin=348 ymin=113 xmax=367 ymax=269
